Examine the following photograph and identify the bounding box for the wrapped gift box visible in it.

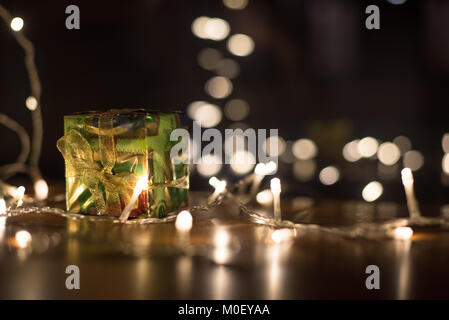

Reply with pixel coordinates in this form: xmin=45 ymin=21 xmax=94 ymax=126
xmin=57 ymin=109 xmax=189 ymax=219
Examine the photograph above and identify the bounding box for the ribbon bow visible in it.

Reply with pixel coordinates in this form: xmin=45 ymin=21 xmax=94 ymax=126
xmin=57 ymin=126 xmax=135 ymax=215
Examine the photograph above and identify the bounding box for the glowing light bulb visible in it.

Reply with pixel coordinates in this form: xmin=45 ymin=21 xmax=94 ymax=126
xmin=10 ymin=17 xmax=24 ymax=32
xmin=393 ymin=227 xmax=413 ymax=240
xmin=34 ymin=179 xmax=48 ymax=200
xmin=15 ymin=230 xmax=32 ymax=248
xmin=25 ymin=96 xmax=38 ymax=111
xmin=362 ymin=181 xmax=383 ymax=202
xmin=270 ymin=178 xmax=281 ymax=194
xmin=0 ymin=198 xmax=6 ymax=214
xmin=175 ymin=210 xmax=193 ymax=232
xmin=15 ymin=186 xmax=25 ymax=207
xmin=214 ymin=229 xmax=230 ymax=247
xmin=271 ymin=228 xmax=294 ymax=244
xmin=401 ymin=168 xmax=413 ymax=187
xmin=256 ymin=189 xmax=273 ymax=205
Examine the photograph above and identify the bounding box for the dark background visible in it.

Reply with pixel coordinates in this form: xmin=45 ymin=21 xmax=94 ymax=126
xmin=1 ymin=0 xmax=449 ymax=204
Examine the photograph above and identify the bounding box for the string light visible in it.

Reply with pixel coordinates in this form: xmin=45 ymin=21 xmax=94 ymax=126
xmin=10 ymin=17 xmax=23 ymax=31
xmin=15 ymin=186 xmax=25 ymax=207
xmin=401 ymin=168 xmax=421 ymax=219
xmin=270 ymin=178 xmax=281 ymax=222
xmin=34 ymin=179 xmax=48 ymax=200
xmin=25 ymin=96 xmax=38 ymax=111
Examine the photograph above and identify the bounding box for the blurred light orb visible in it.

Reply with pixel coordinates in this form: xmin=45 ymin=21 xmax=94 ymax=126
xmin=25 ymin=96 xmax=38 ymax=111
xmin=204 ymin=18 xmax=230 ymax=41
xmin=15 ymin=230 xmax=32 ymax=248
xmin=358 ymin=137 xmax=378 ymax=158
xmin=293 ymin=160 xmax=316 ymax=182
xmin=403 ymin=150 xmax=424 ymax=171
xmin=205 ymin=76 xmax=233 ymax=99
xmin=34 ymin=179 xmax=48 ymax=200
xmin=175 ymin=210 xmax=193 ymax=232
xmin=377 ymin=142 xmax=401 ymax=166
xmin=187 ymin=101 xmax=206 ymax=119
xmin=216 ymin=59 xmax=240 ymax=79
xmin=0 ymin=198 xmax=6 ymax=214
xmin=230 ymin=150 xmax=255 ymax=175
xmin=292 ymin=139 xmax=318 ymax=160
xmin=256 ymin=189 xmax=273 ymax=205
xmin=197 ymin=48 xmax=222 ymax=71
xmin=264 ymin=136 xmax=285 ymax=157
xmin=193 ymin=102 xmax=222 ymax=128
xmin=362 ymin=181 xmax=383 ymax=202
xmin=387 ymin=0 xmax=407 ymax=4
xmin=214 ymin=229 xmax=231 ymax=247
xmin=227 ymin=34 xmax=254 ymax=57
xmin=393 ymin=227 xmax=413 ymax=240
xmin=443 ymin=154 xmax=449 ymax=174
xmin=191 ymin=16 xmax=210 ymax=39
xmin=224 ymin=134 xmax=245 ymax=155
xmin=393 ymin=136 xmax=412 ymax=154
xmin=442 ymin=134 xmax=449 ymax=153
xmin=342 ymin=140 xmax=362 ymax=162
xmin=223 ymin=0 xmax=248 ymax=10
xmin=10 ymin=17 xmax=24 ymax=32
xmin=319 ymin=166 xmax=340 ymax=185
xmin=271 ymin=229 xmax=295 ymax=244
xmin=197 ymin=154 xmax=222 ymax=177
xmin=224 ymin=99 xmax=249 ymax=121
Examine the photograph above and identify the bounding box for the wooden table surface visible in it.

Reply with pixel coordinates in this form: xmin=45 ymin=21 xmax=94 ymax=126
xmin=1 ymin=191 xmax=449 ymax=300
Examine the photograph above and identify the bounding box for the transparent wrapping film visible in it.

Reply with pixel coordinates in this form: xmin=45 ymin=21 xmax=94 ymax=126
xmin=58 ymin=109 xmax=189 ymax=219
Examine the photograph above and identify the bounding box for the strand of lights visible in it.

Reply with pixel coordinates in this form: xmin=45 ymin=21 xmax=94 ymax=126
xmin=401 ymin=168 xmax=421 ymax=219
xmin=175 ymin=210 xmax=193 ymax=247
xmin=270 ymin=178 xmax=282 ymax=222
xmin=0 ymin=4 xmax=45 ymax=201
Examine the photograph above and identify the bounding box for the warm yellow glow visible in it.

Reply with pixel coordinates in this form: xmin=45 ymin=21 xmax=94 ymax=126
xmin=443 ymin=134 xmax=449 ymax=153
xmin=393 ymin=136 xmax=412 ymax=154
xmin=292 ymin=139 xmax=318 ymax=160
xmin=377 ymin=142 xmax=401 ymax=166
xmin=34 ymin=179 xmax=48 ymax=200
xmin=216 ymin=59 xmax=240 ymax=79
xmin=230 ymin=150 xmax=255 ymax=175
xmin=10 ymin=17 xmax=24 ymax=32
xmin=264 ymin=136 xmax=286 ymax=157
xmin=293 ymin=160 xmax=316 ymax=182
xmin=358 ymin=137 xmax=378 ymax=158
xmin=175 ymin=210 xmax=193 ymax=232
xmin=25 ymin=96 xmax=38 ymax=111
xmin=224 ymin=99 xmax=249 ymax=121
xmin=342 ymin=140 xmax=362 ymax=162
xmin=270 ymin=178 xmax=281 ymax=194
xmin=209 ymin=176 xmax=220 ymax=188
xmin=319 ymin=166 xmax=340 ymax=185
xmin=197 ymin=154 xmax=222 ymax=177
xmin=204 ymin=18 xmax=230 ymax=40
xmin=0 ymin=198 xmax=6 ymax=214
xmin=197 ymin=48 xmax=222 ymax=71
xmin=393 ymin=227 xmax=413 ymax=240
xmin=135 ymin=177 xmax=148 ymax=193
xmin=403 ymin=150 xmax=424 ymax=171
xmin=362 ymin=181 xmax=383 ymax=202
xmin=15 ymin=186 xmax=25 ymax=207
xmin=271 ymin=228 xmax=294 ymax=244
xmin=214 ymin=229 xmax=230 ymax=247
xmin=205 ymin=76 xmax=233 ymax=99
xmin=443 ymin=154 xmax=449 ymax=174
xmin=15 ymin=230 xmax=32 ymax=248
xmin=264 ymin=161 xmax=277 ymax=175
xmin=256 ymin=189 xmax=273 ymax=205
xmin=227 ymin=34 xmax=254 ymax=56
xmin=190 ymin=102 xmax=222 ymax=128
xmin=215 ymin=180 xmax=227 ymax=194
xmin=223 ymin=0 xmax=248 ymax=10
xmin=191 ymin=16 xmax=210 ymax=39
xmin=401 ymin=168 xmax=414 ymax=188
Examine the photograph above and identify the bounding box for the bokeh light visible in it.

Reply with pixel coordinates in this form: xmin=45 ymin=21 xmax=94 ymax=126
xmin=197 ymin=48 xmax=222 ymax=71
xmin=377 ymin=142 xmax=401 ymax=166
xmin=15 ymin=230 xmax=32 ymax=248
xmin=442 ymin=134 xmax=449 ymax=153
xmin=204 ymin=18 xmax=230 ymax=41
xmin=224 ymin=99 xmax=249 ymax=121
xmin=25 ymin=96 xmax=38 ymax=111
xmin=393 ymin=136 xmax=412 ymax=154
xmin=442 ymin=154 xmax=449 ymax=174
xmin=264 ymin=136 xmax=285 ymax=157
xmin=216 ymin=59 xmax=240 ymax=78
xmin=223 ymin=0 xmax=248 ymax=10
xmin=342 ymin=140 xmax=362 ymax=162
xmin=10 ymin=17 xmax=24 ymax=32
xmin=227 ymin=34 xmax=254 ymax=57
xmin=191 ymin=16 xmax=210 ymax=39
xmin=205 ymin=76 xmax=233 ymax=99
xmin=187 ymin=102 xmax=222 ymax=128
xmin=319 ymin=166 xmax=340 ymax=185
xmin=403 ymin=150 xmax=424 ymax=171
xmin=357 ymin=137 xmax=378 ymax=158
xmin=362 ymin=181 xmax=383 ymax=202
xmin=230 ymin=150 xmax=255 ymax=175
xmin=292 ymin=139 xmax=318 ymax=160
xmin=256 ymin=189 xmax=273 ymax=205
xmin=293 ymin=160 xmax=316 ymax=182
xmin=197 ymin=154 xmax=222 ymax=177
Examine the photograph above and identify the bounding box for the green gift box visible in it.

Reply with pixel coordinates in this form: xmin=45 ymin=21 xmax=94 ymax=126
xmin=57 ymin=109 xmax=189 ymax=219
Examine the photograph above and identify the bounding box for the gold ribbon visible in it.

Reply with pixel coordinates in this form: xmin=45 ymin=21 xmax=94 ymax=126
xmin=57 ymin=126 xmax=134 ymax=215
